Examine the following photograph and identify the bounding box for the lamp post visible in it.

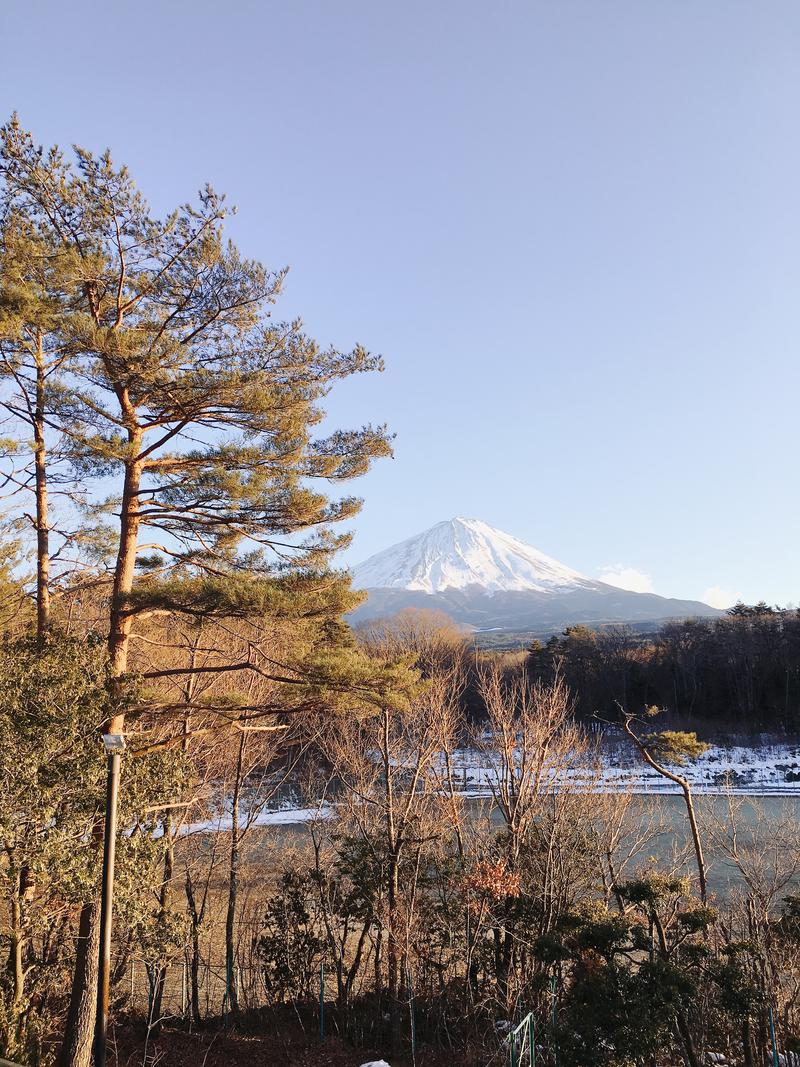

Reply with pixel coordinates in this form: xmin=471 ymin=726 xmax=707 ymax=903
xmin=94 ymin=732 xmax=126 ymax=1067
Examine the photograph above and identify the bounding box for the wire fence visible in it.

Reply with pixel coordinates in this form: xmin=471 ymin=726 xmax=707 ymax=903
xmin=126 ymin=957 xmax=270 ymax=1021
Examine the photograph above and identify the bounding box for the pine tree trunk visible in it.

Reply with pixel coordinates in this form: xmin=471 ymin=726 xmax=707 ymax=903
xmin=741 ymin=1018 xmax=755 ymax=1067
xmin=61 ymin=451 xmax=143 ymax=1067
xmin=387 ymin=857 xmax=400 ymax=1050
xmin=33 ymin=335 xmax=50 ymax=645
xmin=185 ymin=871 xmax=205 ymax=1027
xmin=107 ymin=451 xmax=143 ymax=727
xmin=149 ymin=815 xmax=175 ymax=1034
xmin=224 ymin=844 xmax=240 ymax=1020
xmin=676 ymin=1010 xmax=701 ymax=1067
xmin=7 ymin=870 xmax=26 ymax=1054
xmin=492 ymin=924 xmax=514 ymax=1014
xmin=225 ymin=734 xmax=245 ymax=1020
xmin=58 ymin=899 xmax=100 ymax=1067
xmin=380 ymin=707 xmax=402 ymax=1052
xmin=190 ymin=937 xmax=202 ymax=1026
xmin=373 ymin=925 xmax=382 ymax=995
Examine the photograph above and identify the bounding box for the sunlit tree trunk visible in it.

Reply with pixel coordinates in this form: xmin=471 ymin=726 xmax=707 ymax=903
xmin=149 ymin=812 xmax=175 ymax=1034
xmin=224 ymin=732 xmax=246 ymax=1020
xmin=58 ymin=900 xmax=100 ymax=1067
xmin=33 ymin=332 xmax=50 ymax=644
xmin=61 ymin=446 xmax=142 ymax=1066
xmin=185 ymin=872 xmax=206 ymax=1027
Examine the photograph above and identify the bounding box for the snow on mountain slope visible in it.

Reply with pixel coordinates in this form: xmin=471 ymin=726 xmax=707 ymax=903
xmin=351 ymin=517 xmax=596 ymax=595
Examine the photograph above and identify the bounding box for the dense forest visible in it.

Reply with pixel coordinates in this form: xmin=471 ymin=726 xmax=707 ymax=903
xmin=526 ymin=604 xmax=800 ymax=733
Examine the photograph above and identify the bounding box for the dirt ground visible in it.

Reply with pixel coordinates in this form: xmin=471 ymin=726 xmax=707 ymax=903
xmin=108 ymin=1021 xmax=486 ymax=1067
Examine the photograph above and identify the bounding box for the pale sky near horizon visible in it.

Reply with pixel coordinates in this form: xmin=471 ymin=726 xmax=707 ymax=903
xmin=2 ymin=1 xmax=799 ymax=609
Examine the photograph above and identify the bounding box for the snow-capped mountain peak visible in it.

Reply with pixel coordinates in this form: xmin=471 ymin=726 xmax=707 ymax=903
xmin=351 ymin=517 xmax=592 ymax=595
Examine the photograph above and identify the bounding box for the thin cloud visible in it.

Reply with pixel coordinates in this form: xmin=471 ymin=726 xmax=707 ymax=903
xmin=598 ymin=565 xmax=655 ymax=594
xmin=702 ymin=586 xmax=740 ymax=609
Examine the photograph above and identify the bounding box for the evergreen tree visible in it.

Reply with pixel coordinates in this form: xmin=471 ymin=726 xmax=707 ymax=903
xmin=0 ymin=116 xmax=397 ymax=1066
xmin=0 ymin=635 xmax=184 ymax=1064
xmin=0 ymin=209 xmax=79 ymax=642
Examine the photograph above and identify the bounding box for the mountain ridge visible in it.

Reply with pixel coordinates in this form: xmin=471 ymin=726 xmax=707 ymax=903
xmin=349 ymin=517 xmax=722 ymax=632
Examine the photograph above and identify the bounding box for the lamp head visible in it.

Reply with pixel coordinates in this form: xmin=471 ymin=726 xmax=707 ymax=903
xmin=101 ymin=733 xmax=127 ymax=753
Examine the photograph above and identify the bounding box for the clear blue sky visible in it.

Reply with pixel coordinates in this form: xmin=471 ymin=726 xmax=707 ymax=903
xmin=2 ymin=0 xmax=799 ymax=607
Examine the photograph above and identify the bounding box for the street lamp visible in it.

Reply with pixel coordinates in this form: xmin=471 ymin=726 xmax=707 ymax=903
xmin=94 ymin=732 xmax=126 ymax=1067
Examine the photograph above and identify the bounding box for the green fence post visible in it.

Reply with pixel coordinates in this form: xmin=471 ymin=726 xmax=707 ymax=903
xmin=509 ymin=1012 xmax=534 ymax=1067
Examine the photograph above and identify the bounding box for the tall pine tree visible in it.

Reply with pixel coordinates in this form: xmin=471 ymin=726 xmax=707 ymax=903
xmin=1 ymin=116 xmax=397 ymax=1067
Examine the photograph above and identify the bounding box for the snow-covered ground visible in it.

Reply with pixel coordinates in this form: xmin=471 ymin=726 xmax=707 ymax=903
xmin=182 ymin=804 xmax=332 ymax=835
xmin=446 ymin=739 xmax=800 ymax=797
xmin=193 ymin=740 xmax=800 ymax=829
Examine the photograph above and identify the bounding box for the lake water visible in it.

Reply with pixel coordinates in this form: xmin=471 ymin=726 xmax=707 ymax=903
xmin=257 ymin=792 xmax=800 ymax=901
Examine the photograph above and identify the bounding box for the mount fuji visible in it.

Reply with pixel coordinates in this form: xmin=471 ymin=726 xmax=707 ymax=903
xmin=349 ymin=518 xmax=721 ymax=634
